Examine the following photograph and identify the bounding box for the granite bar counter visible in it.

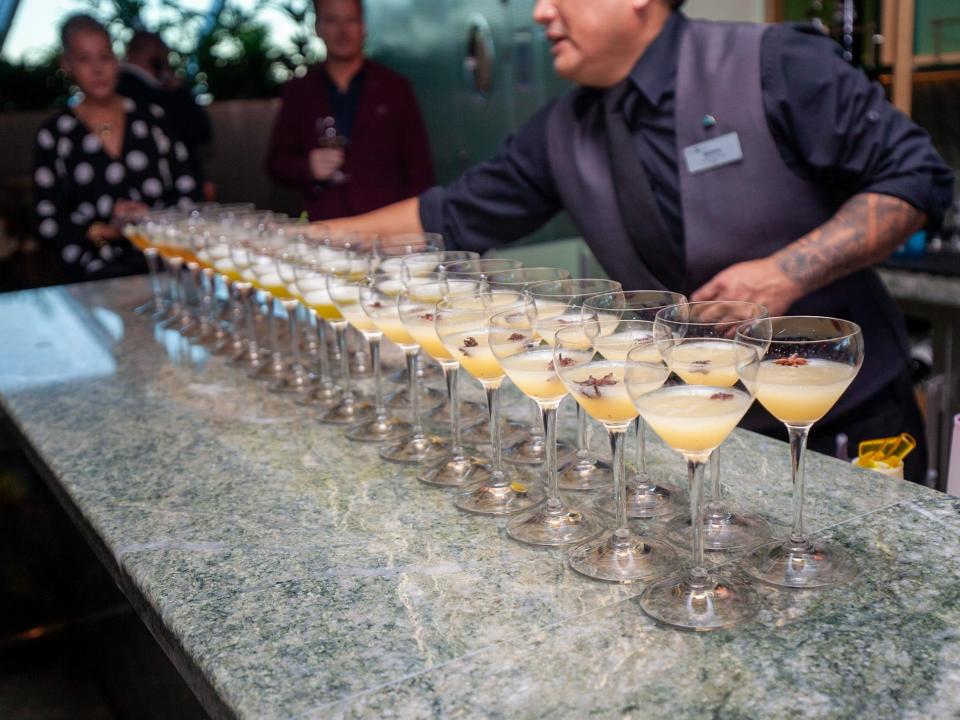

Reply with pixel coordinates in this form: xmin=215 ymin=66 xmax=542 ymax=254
xmin=2 ymin=277 xmax=960 ymax=719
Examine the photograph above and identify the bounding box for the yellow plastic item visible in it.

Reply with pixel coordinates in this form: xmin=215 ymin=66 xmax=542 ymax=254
xmin=510 ymin=482 xmax=527 ymax=494
xmin=857 ymin=433 xmax=916 ymax=469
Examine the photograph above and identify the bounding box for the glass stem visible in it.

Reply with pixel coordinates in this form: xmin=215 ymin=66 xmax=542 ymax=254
xmin=542 ymin=404 xmax=561 ymax=510
xmin=335 ymin=323 xmax=351 ymax=401
xmin=610 ymin=427 xmax=629 ymax=541
xmin=443 ymin=364 xmax=465 ymax=458
xmin=266 ymin=294 xmax=280 ymax=360
xmin=406 ymin=350 xmax=424 ymax=438
xmin=634 ymin=416 xmax=651 ymax=489
xmin=315 ymin=315 xmax=332 ymax=385
xmin=370 ymin=337 xmax=385 ymax=418
xmin=529 ymin=398 xmax=542 ymax=440
xmin=286 ymin=302 xmax=302 ymax=369
xmin=788 ymin=424 xmax=812 ymax=545
xmin=706 ymin=448 xmax=725 ymax=518
xmin=201 ymin=269 xmax=216 ymax=328
xmin=145 ymin=249 xmax=163 ymax=312
xmin=243 ymin=288 xmax=258 ymax=353
xmin=185 ymin=263 xmax=200 ymax=316
xmin=576 ymin=405 xmax=590 ymax=460
xmin=485 ymin=384 xmax=505 ymax=485
xmin=687 ymin=458 xmax=708 ymax=585
xmin=168 ymin=258 xmax=183 ymax=313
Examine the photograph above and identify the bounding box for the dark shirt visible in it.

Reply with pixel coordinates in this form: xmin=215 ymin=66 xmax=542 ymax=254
xmin=116 ymin=67 xmax=212 ymax=182
xmin=420 ymin=13 xmax=955 ymax=258
xmin=33 ymin=100 xmax=202 ymax=283
xmin=265 ymin=60 xmax=435 ymax=220
xmin=322 ymin=66 xmax=366 ymax=140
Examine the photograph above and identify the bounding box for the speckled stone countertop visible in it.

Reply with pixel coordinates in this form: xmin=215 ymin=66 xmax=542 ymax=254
xmin=2 ymin=277 xmax=959 ymax=720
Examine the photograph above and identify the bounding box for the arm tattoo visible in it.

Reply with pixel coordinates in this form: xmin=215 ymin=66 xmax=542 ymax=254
xmin=773 ymin=193 xmax=925 ymax=292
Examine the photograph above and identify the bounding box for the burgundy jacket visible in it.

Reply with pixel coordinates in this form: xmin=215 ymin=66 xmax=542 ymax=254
xmin=265 ymin=60 xmax=434 ymax=220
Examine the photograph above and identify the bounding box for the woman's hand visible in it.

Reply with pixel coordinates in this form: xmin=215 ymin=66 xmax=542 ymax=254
xmin=87 ymin=222 xmax=122 ymax=247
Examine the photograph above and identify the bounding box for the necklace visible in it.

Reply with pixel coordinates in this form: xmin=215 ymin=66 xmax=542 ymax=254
xmin=97 ymin=122 xmax=113 ymax=138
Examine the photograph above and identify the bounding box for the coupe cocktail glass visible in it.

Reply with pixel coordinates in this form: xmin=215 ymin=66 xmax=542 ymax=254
xmin=436 ymin=291 xmax=546 ymax=515
xmin=524 ymin=278 xmax=623 ymax=491
xmin=582 ymin=290 xmax=688 ymax=518
xmin=556 ymin=324 xmax=676 ymax=581
xmin=739 ymin=316 xmax=864 ymax=588
xmin=628 ymin=335 xmax=761 ymax=629
xmin=491 ymin=309 xmax=602 ymax=546
xmin=656 ymin=301 xmax=773 ymax=552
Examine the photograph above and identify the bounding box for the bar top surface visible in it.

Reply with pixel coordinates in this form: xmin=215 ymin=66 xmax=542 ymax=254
xmin=1 ymin=277 xmax=958 ymax=720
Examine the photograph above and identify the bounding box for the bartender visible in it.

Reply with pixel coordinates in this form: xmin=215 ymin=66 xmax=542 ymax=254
xmin=320 ymin=0 xmax=954 ymax=483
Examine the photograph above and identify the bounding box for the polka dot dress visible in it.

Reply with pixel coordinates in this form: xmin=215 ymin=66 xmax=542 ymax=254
xmin=32 ymin=100 xmax=202 ymax=281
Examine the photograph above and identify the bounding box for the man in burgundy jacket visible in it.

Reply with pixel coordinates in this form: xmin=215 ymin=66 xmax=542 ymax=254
xmin=265 ymin=0 xmax=434 ymax=220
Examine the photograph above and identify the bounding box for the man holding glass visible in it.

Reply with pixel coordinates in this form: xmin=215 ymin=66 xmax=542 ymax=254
xmin=322 ymin=0 xmax=954 ymax=483
xmin=265 ymin=0 xmax=435 ymax=220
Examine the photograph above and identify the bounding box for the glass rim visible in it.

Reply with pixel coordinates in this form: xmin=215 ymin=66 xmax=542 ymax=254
xmin=737 ymin=315 xmax=863 ymax=344
xmin=524 ymin=278 xmax=623 ymax=299
xmin=654 ymin=300 xmax=769 ymax=326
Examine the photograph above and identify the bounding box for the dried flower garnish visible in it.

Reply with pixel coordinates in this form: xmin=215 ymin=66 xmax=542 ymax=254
xmin=369 ymin=301 xmax=383 ymax=309
xmin=547 ymin=354 xmax=576 ymax=371
xmin=419 ymin=312 xmax=434 ymax=322
xmin=508 ymin=332 xmax=525 ymax=341
xmin=710 ymin=392 xmax=734 ymax=401
xmin=459 ymin=335 xmax=478 ymax=357
xmin=575 ymin=372 xmax=617 ymax=397
xmin=773 ymin=353 xmax=808 ymax=367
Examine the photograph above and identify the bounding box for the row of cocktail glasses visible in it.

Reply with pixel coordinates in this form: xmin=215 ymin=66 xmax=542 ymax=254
xmin=124 ymin=206 xmax=864 ymax=631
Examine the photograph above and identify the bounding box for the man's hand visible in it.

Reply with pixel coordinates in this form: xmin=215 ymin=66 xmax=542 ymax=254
xmin=691 ymin=256 xmax=804 ymax=317
xmin=309 ymin=148 xmax=345 ymax=182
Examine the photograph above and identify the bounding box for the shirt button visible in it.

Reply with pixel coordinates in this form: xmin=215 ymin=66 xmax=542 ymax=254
xmin=866 ymin=110 xmax=880 ymax=122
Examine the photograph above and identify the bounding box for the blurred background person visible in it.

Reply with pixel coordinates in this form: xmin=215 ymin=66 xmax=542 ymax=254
xmin=265 ymin=0 xmax=434 ymax=220
xmin=118 ymin=30 xmax=213 ymax=190
xmin=32 ymin=14 xmax=202 ymax=283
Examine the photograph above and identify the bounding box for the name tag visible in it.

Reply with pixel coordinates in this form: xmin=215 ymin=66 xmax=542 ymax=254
xmin=683 ymin=132 xmax=743 ymax=174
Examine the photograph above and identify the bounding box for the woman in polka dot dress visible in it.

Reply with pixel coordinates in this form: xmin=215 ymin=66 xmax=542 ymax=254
xmin=33 ymin=14 xmax=202 ymax=282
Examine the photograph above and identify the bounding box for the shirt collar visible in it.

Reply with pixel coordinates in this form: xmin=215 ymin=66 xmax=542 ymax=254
xmin=627 ymin=11 xmax=686 ymax=108
xmin=322 ymin=61 xmax=367 ymax=94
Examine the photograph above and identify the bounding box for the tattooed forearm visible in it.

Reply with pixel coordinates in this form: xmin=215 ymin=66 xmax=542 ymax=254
xmin=773 ymin=193 xmax=925 ymax=292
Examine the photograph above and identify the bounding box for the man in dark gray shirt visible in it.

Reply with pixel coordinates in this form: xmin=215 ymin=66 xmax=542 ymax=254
xmin=324 ymin=0 xmax=954 ymax=482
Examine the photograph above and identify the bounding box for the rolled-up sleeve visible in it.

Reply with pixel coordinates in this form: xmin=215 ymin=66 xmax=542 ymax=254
xmin=762 ymin=24 xmax=954 ymax=228
xmin=419 ymin=102 xmax=564 ymax=252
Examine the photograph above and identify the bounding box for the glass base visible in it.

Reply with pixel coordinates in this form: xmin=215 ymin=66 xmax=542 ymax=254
xmin=229 ymin=344 xmax=262 ymax=370
xmin=345 ymin=416 xmax=412 ymax=443
xmin=248 ymin=355 xmax=287 ymax=381
xmin=503 ymin=437 xmax=576 ymax=467
xmin=379 ymin=434 xmax=449 ymax=465
xmin=557 ymin=456 xmax=613 ymax=491
xmin=506 ymin=501 xmax=603 ymax=547
xmin=454 ymin=472 xmax=546 ymax=516
xmin=640 ymin=571 xmax=760 ymax=631
xmin=213 ymin=332 xmax=244 ymax=357
xmin=568 ymin=529 xmax=677 ymax=583
xmin=293 ymin=383 xmax=341 ymax=408
xmin=595 ymin=479 xmax=689 ymax=519
xmin=744 ymin=537 xmax=858 ymax=589
xmin=268 ymin=368 xmax=313 ymax=394
xmin=417 ymin=453 xmax=492 ymax=488
xmin=384 ymin=385 xmax=445 ymax=413
xmin=668 ymin=505 xmax=771 ymax=552
xmin=318 ymin=397 xmax=374 ymax=425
